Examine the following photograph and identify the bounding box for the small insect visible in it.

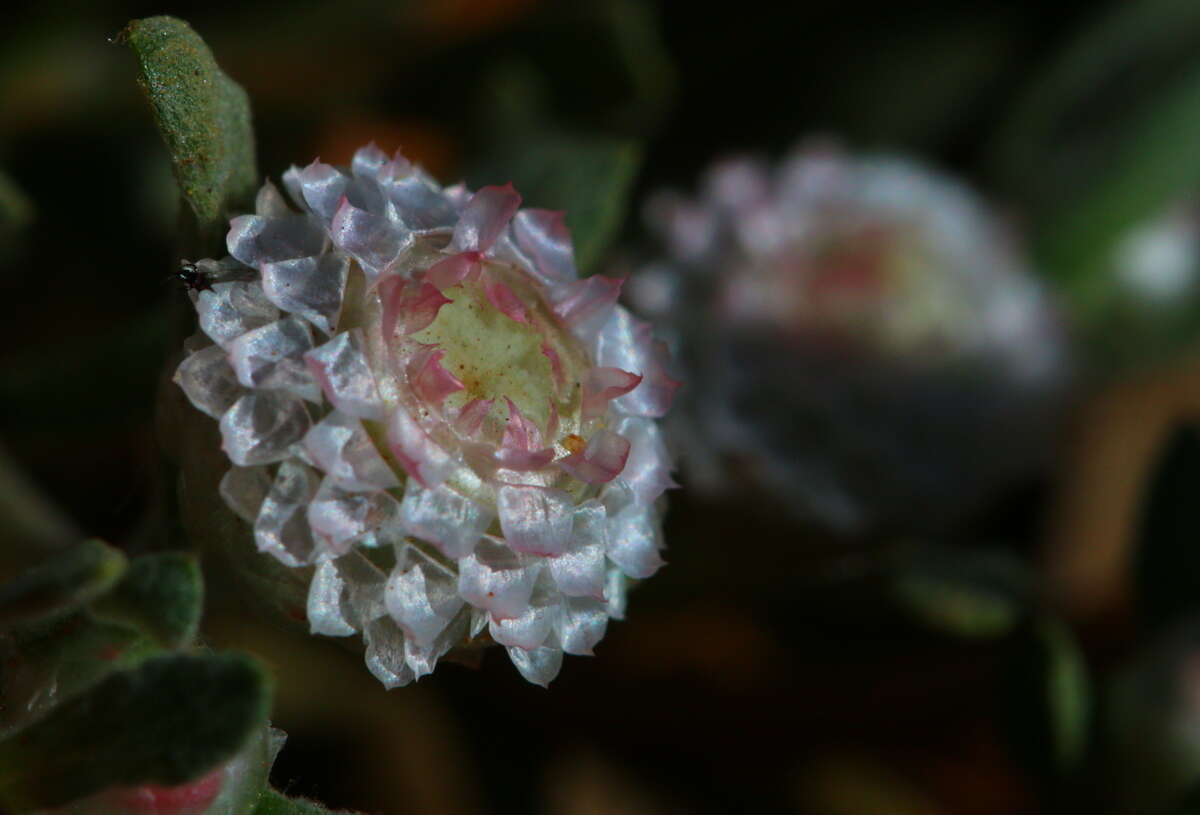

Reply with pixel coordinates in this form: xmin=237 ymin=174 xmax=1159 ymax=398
xmin=172 ymin=259 xmax=258 ymax=293
xmin=175 ymin=259 xmax=214 ymax=292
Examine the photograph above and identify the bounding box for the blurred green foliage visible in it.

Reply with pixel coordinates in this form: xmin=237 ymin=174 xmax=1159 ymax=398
xmin=1135 ymin=424 xmax=1200 ymax=634
xmin=470 ymin=132 xmax=642 ymax=274
xmin=1107 ymin=623 xmax=1200 ymax=815
xmin=889 ymin=545 xmax=1032 ymax=638
xmin=1003 ymin=618 xmax=1091 ymax=791
xmin=0 ymin=539 xmax=126 ymax=629
xmin=997 ymin=0 xmax=1200 ymax=369
xmin=0 ymin=538 xmax=263 ymax=811
xmin=0 ymin=653 xmax=269 ymax=809
xmin=0 ymin=536 xmax=359 ymax=813
xmin=92 ymin=551 xmax=203 ymax=648
xmin=0 ymin=170 xmax=31 ymax=238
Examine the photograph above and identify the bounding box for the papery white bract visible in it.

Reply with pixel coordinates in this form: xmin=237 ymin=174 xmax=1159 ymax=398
xmin=174 ymin=144 xmax=678 ymax=687
xmin=632 ymin=141 xmax=1068 ymax=535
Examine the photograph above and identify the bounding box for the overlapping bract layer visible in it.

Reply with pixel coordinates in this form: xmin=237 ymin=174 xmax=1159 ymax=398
xmin=634 ymin=142 xmax=1068 ymax=534
xmin=175 ymin=144 xmax=677 ymax=686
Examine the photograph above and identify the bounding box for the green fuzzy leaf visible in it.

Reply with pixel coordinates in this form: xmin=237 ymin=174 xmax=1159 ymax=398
xmin=0 ymin=652 xmax=271 ymax=811
xmin=1003 ymin=617 xmax=1091 ymax=787
xmin=470 ymin=133 xmax=642 ymax=273
xmin=121 ymin=16 xmax=257 ymax=235
xmin=0 ymin=540 xmax=126 ymax=630
xmin=47 ymin=724 xmax=281 ymax=815
xmin=1134 ymin=424 xmax=1200 ymax=634
xmin=888 ymin=545 xmax=1032 ymax=638
xmin=0 ymin=613 xmax=158 ymax=740
xmin=92 ymin=552 xmax=203 ymax=648
xmin=181 ymin=725 xmax=279 ymax=815
xmin=252 ymin=788 xmax=360 ymax=815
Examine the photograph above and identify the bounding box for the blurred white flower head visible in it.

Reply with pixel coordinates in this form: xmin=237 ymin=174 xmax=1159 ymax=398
xmin=633 ymin=141 xmax=1070 ymax=535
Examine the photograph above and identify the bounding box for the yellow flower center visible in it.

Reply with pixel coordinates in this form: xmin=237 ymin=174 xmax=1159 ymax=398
xmin=408 ymin=264 xmax=588 ymax=441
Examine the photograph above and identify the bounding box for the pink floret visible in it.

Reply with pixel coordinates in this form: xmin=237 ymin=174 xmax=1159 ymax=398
xmin=581 ymin=367 xmax=643 ymax=420
xmin=407 ymin=345 xmax=465 ymax=407
xmin=560 ymin=429 xmax=631 ymax=484
xmin=380 ymin=278 xmax=453 ymax=337
xmin=452 ymin=183 xmax=522 ymax=253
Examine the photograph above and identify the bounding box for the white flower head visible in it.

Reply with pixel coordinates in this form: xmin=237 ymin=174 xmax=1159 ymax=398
xmin=175 ymin=145 xmax=678 ymax=687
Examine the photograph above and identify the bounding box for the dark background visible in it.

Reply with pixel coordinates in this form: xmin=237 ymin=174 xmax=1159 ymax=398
xmin=6 ymin=2 xmax=1198 ymax=813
